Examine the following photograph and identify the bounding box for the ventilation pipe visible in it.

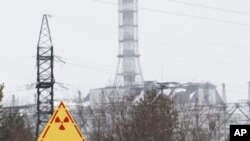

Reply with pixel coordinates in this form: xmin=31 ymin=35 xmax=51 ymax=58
xmin=222 ymin=83 xmax=226 ymax=104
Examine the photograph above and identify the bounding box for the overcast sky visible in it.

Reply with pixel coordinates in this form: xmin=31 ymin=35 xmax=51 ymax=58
xmin=1 ymin=0 xmax=250 ymax=105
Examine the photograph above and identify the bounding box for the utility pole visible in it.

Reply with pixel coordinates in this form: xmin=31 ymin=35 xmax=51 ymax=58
xmin=222 ymin=83 xmax=227 ymax=140
xmin=12 ymin=94 xmax=15 ymax=107
xmin=35 ymin=14 xmax=55 ymax=138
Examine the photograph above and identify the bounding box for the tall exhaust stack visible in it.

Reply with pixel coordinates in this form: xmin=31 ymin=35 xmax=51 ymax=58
xmin=248 ymin=82 xmax=250 ymax=102
xmin=114 ymin=0 xmax=144 ymax=87
xmin=222 ymin=83 xmax=226 ymax=103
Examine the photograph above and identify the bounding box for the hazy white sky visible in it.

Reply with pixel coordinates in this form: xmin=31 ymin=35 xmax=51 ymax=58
xmin=1 ymin=0 xmax=250 ymax=105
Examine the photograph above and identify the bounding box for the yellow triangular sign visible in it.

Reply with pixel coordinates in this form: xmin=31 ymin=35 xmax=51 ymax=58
xmin=37 ymin=101 xmax=86 ymax=141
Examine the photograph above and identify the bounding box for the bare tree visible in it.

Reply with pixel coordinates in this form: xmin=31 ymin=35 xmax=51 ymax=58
xmin=0 ymin=84 xmax=35 ymax=141
xmin=77 ymin=89 xmax=178 ymax=141
xmin=0 ymin=111 xmax=35 ymax=141
xmin=175 ymin=101 xmax=225 ymax=141
xmin=0 ymin=84 xmax=4 ymax=121
xmin=0 ymin=84 xmax=3 ymax=103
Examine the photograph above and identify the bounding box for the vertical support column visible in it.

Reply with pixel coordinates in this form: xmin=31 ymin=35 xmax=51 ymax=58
xmin=248 ymin=82 xmax=250 ymax=102
xmin=35 ymin=14 xmax=55 ymax=138
xmin=248 ymin=82 xmax=250 ymax=124
xmin=222 ymin=83 xmax=227 ymax=140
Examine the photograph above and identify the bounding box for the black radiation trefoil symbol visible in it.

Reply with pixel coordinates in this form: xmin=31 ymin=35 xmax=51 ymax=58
xmin=55 ymin=116 xmax=70 ymax=130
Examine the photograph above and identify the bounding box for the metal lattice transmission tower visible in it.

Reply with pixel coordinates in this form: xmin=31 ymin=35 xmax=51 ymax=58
xmin=35 ymin=14 xmax=55 ymax=138
xmin=114 ymin=0 xmax=144 ymax=87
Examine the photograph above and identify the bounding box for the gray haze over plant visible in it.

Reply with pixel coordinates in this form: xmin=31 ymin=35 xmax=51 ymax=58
xmin=1 ymin=0 xmax=250 ymax=105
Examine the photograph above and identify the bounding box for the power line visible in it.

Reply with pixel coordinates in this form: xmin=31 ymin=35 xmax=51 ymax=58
xmin=51 ymin=15 xmax=115 ymax=28
xmin=51 ymin=15 xmax=250 ymax=50
xmin=59 ymin=57 xmax=193 ymax=82
xmin=169 ymin=0 xmax=250 ymax=16
xmin=140 ymin=31 xmax=250 ymax=50
xmin=50 ymin=16 xmax=250 ymax=62
xmin=65 ymin=61 xmax=113 ymax=75
xmin=60 ymin=56 xmax=250 ymax=86
xmin=141 ymin=35 xmax=250 ymax=61
xmin=50 ymin=16 xmax=116 ymax=41
xmin=0 ymin=57 xmax=34 ymax=73
xmin=91 ymin=0 xmax=250 ymax=26
xmin=61 ymin=57 xmax=115 ymax=68
xmin=150 ymin=49 xmax=250 ymax=68
xmin=0 ymin=65 xmax=32 ymax=81
xmin=4 ymin=85 xmax=35 ymax=94
xmin=49 ymin=16 xmax=250 ymax=67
